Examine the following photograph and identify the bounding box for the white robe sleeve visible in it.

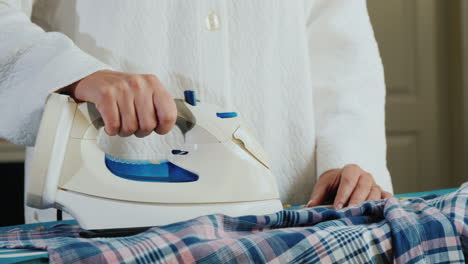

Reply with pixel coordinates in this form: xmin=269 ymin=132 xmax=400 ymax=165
xmin=305 ymin=0 xmax=393 ymax=193
xmin=0 ymin=1 xmax=110 ymax=146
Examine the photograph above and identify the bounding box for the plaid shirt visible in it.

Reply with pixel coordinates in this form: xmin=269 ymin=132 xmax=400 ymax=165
xmin=1 ymin=183 xmax=467 ymax=264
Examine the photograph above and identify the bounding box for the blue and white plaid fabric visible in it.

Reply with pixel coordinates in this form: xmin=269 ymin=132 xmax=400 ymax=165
xmin=1 ymin=183 xmax=467 ymax=264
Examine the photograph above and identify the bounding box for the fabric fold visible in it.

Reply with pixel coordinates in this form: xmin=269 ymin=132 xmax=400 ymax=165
xmin=1 ymin=183 xmax=466 ymax=263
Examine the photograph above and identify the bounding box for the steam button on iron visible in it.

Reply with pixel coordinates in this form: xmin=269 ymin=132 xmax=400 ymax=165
xmin=184 ymin=90 xmax=197 ymax=106
xmin=171 ymin=149 xmax=189 ymax=155
xmin=216 ymin=112 xmax=238 ymax=118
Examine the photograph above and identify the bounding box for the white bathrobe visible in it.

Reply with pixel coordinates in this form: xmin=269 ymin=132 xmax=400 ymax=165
xmin=0 ymin=0 xmax=393 ymax=222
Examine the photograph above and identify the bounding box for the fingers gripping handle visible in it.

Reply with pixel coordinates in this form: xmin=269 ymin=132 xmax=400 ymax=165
xmin=74 ymin=98 xmax=195 ymax=139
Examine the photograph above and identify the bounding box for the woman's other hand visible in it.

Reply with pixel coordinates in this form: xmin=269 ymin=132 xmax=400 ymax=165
xmin=307 ymin=164 xmax=392 ymax=209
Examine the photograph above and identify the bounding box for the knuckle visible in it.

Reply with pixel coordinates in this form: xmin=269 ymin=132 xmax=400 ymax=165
xmin=107 ymin=121 xmax=119 ymax=131
xmin=126 ymin=74 xmax=139 ymax=85
xmin=145 ymin=74 xmax=160 ymax=84
xmin=140 ymin=122 xmax=156 ymax=133
xmin=105 ymin=130 xmax=117 ymax=136
xmin=106 ymin=126 xmax=119 ymax=135
xmin=135 ymin=132 xmax=150 ymax=138
xmin=121 ymin=123 xmax=137 ymax=135
xmin=116 ymin=80 xmax=130 ymax=93
xmin=127 ymin=75 xmax=144 ymax=91
xmin=98 ymin=87 xmax=113 ymax=100
xmin=357 ymin=181 xmax=367 ymax=189
xmin=127 ymin=123 xmax=138 ymax=133
xmin=360 ymin=174 xmax=373 ymax=184
xmin=160 ymin=112 xmax=177 ymax=126
xmin=168 ymin=111 xmax=178 ymax=123
xmin=155 ymin=125 xmax=170 ymax=135
xmin=105 ymin=127 xmax=116 ymax=135
xmin=344 ymin=164 xmax=360 ymax=171
xmin=342 ymin=175 xmax=354 ymax=184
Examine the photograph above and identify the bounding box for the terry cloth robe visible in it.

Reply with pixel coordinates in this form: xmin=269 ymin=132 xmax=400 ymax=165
xmin=0 ymin=0 xmax=393 ymax=222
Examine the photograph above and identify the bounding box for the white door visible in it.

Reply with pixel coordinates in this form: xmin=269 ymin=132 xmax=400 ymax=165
xmin=367 ymin=0 xmax=452 ymax=193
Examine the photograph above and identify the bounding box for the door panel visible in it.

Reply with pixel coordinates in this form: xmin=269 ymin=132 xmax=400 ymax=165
xmin=367 ymin=0 xmax=451 ymax=193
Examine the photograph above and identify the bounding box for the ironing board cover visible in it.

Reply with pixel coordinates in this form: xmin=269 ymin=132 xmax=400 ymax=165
xmin=0 ymin=185 xmax=466 ymax=264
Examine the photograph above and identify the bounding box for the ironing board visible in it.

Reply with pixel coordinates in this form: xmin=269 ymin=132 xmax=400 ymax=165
xmin=0 ymin=220 xmax=75 ymax=264
xmin=0 ymin=188 xmax=459 ymax=264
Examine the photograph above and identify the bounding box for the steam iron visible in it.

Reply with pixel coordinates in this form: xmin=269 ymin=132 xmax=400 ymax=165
xmin=27 ymin=91 xmax=282 ymax=231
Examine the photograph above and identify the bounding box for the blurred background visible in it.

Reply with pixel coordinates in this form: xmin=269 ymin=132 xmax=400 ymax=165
xmin=367 ymin=0 xmax=467 ymax=193
xmin=0 ymin=1 xmax=467 ymax=226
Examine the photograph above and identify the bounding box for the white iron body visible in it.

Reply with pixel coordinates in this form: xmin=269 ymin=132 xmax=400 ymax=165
xmin=27 ymin=93 xmax=282 ymax=230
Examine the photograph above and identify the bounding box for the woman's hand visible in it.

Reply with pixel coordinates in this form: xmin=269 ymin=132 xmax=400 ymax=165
xmin=306 ymin=164 xmax=392 ymax=209
xmin=59 ymin=70 xmax=177 ymax=138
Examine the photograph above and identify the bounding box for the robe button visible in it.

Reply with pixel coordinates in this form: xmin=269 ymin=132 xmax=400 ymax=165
xmin=206 ymin=12 xmax=220 ymax=31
